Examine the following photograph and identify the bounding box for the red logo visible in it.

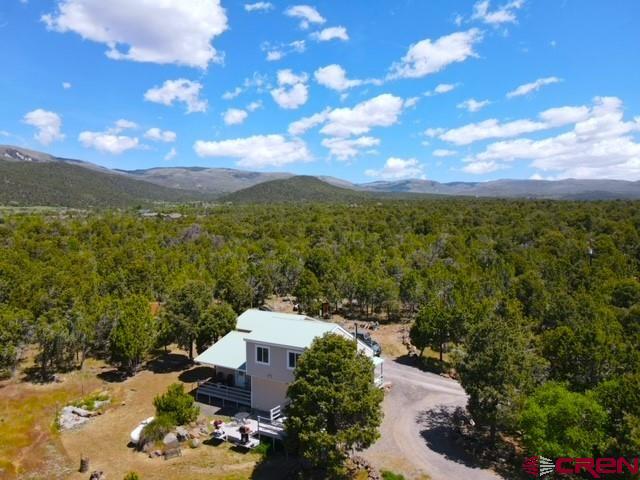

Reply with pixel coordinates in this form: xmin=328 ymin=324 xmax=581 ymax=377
xmin=522 ymin=456 xmax=640 ymax=478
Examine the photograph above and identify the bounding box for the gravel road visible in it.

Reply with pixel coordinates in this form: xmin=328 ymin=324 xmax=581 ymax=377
xmin=362 ymin=359 xmax=503 ymax=480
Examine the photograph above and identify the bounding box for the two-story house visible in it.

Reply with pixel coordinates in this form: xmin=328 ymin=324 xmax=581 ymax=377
xmin=194 ymin=309 xmax=384 ymax=412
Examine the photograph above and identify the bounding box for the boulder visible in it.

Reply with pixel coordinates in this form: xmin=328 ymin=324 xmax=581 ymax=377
xmin=190 ymin=438 xmax=201 ymax=448
xmin=175 ymin=426 xmax=190 ymax=441
xmin=163 ymin=432 xmax=178 ymax=447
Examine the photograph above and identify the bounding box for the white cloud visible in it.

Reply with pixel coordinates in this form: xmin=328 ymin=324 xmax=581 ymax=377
xmin=462 ymin=96 xmax=640 ymax=179
xmin=79 ymin=131 xmax=138 ymax=154
xmin=222 ymin=87 xmax=242 ymax=100
xmin=284 ymin=5 xmax=325 ymax=29
xmin=311 ymin=26 xmax=349 ymax=42
xmin=288 ymin=108 xmax=331 ymax=136
xmin=164 ymin=147 xmax=177 ymax=161
xmin=425 ymin=127 xmax=445 ymax=138
xmin=144 ymin=128 xmax=176 ymax=142
xmin=62 ymin=81 xmax=72 ymax=89
xmin=244 ymin=2 xmax=273 ymax=12
xmin=321 ymin=136 xmax=380 ymax=161
xmin=457 ymin=98 xmax=490 ymax=112
xmin=433 ymin=149 xmax=458 ymax=157
xmin=388 ymin=29 xmax=482 ymax=80
xmin=425 ymin=83 xmax=457 ymax=96
xmin=270 ymin=69 xmax=309 ymax=109
xmin=472 ymin=0 xmax=525 ymax=25
xmin=321 ymin=93 xmax=405 ymax=137
xmin=435 ymin=105 xmax=590 ymax=146
xmin=194 ymin=134 xmax=311 ymax=168
xmin=314 ymin=64 xmax=382 ymax=92
xmin=404 ymin=97 xmax=420 ymax=109
xmin=365 ymin=157 xmax=425 ymax=179
xmin=223 ymin=108 xmax=248 ymax=125
xmin=246 ymin=100 xmax=263 ymax=112
xmin=314 ymin=64 xmax=360 ymax=91
xmin=507 ymin=76 xmax=561 ymax=98
xmin=262 ymin=39 xmax=306 ymax=61
xmin=42 ymin=0 xmax=227 ymax=69
xmin=113 ymin=119 xmax=138 ymax=132
xmin=462 ymin=160 xmax=505 ymax=174
xmin=144 ymin=79 xmax=207 ymax=113
xmin=23 ymin=109 xmax=64 ymax=145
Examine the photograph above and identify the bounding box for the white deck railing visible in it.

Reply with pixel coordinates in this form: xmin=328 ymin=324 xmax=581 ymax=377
xmin=196 ymin=381 xmax=251 ymax=407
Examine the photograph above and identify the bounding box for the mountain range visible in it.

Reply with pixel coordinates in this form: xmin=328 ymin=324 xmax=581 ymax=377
xmin=2 ymin=144 xmax=640 ymax=207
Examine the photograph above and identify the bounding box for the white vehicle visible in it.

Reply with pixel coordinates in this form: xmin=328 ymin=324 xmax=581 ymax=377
xmin=130 ymin=416 xmax=154 ymax=444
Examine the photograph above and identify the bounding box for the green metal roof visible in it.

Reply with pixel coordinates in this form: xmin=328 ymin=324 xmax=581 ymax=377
xmin=243 ymin=316 xmax=338 ymax=349
xmin=194 ymin=330 xmax=248 ymax=370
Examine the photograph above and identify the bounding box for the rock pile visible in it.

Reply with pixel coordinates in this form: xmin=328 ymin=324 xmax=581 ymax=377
xmin=348 ymin=455 xmax=381 ymax=480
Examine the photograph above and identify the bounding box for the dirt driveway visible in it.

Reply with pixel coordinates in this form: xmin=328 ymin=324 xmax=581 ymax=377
xmin=362 ymin=359 xmax=502 ymax=480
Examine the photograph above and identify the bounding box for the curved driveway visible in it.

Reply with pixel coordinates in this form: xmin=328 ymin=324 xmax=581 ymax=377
xmin=362 ymin=359 xmax=502 ymax=480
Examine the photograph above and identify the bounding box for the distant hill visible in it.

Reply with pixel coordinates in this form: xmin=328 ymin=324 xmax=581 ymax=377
xmin=0 ymin=146 xmax=209 ymax=208
xmin=120 ymin=166 xmax=293 ymax=195
xmin=2 ymin=144 xmax=640 ymax=206
xmin=221 ymin=176 xmax=374 ymax=203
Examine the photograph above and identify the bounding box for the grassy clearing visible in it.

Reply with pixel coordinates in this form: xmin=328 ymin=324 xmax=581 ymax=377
xmin=0 ymin=368 xmax=102 ymax=478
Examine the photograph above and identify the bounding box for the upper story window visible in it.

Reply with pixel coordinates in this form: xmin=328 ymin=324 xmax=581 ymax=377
xmin=288 ymin=351 xmax=301 ymax=369
xmin=256 ymin=345 xmax=270 ymax=365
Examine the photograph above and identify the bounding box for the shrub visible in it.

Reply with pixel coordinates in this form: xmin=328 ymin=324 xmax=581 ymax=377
xmin=140 ymin=415 xmax=173 ymax=444
xmin=153 ymin=383 xmax=199 ymax=426
xmin=73 ymin=392 xmax=110 ymax=411
xmin=381 ymin=471 xmax=406 ymax=480
xmin=123 ymin=473 xmax=140 ymax=480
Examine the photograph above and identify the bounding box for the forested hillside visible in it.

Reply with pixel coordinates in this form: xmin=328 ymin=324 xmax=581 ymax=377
xmin=0 ymin=159 xmax=210 ymax=207
xmin=1 ymin=199 xmax=640 ymax=459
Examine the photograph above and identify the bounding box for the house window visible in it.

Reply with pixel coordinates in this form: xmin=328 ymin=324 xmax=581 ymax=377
xmin=288 ymin=351 xmax=301 ymax=370
xmin=256 ymin=346 xmax=270 ymax=365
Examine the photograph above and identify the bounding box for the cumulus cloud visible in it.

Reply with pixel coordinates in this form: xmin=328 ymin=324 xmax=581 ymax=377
xmin=462 ymin=160 xmax=505 ymax=174
xmin=507 ymin=76 xmax=561 ymax=98
xmin=434 ymin=105 xmax=590 ymax=146
xmin=320 ymin=93 xmax=404 ymax=137
xmin=472 ymin=0 xmax=525 ymax=25
xmin=433 ymin=149 xmax=458 ymax=157
xmin=314 ymin=64 xmax=363 ymax=91
xmin=113 ymin=119 xmax=138 ymax=132
xmin=311 ymin=26 xmax=349 ymax=42
xmin=79 ymin=131 xmax=138 ymax=154
xmin=365 ymin=157 xmax=425 ymax=179
xmin=222 ymin=73 xmax=270 ymax=100
xmin=194 ymin=134 xmax=311 ymax=168
xmin=388 ymin=29 xmax=482 ymax=80
xmin=144 ymin=79 xmax=207 ymax=113
xmin=23 ymin=109 xmax=64 ymax=145
xmin=288 ymin=108 xmax=331 ymax=136
xmin=164 ymin=147 xmax=177 ymax=161
xmin=462 ymin=96 xmax=640 ymax=179
xmin=223 ymin=108 xmax=249 ymax=125
xmin=321 ymin=136 xmax=380 ymax=161
xmin=144 ymin=128 xmax=176 ymax=142
xmin=262 ymin=39 xmax=306 ymax=62
xmin=425 ymin=83 xmax=457 ymax=96
xmin=62 ymin=82 xmax=72 ymax=89
xmin=457 ymin=98 xmax=491 ymax=112
xmin=244 ymin=2 xmax=273 ymax=12
xmin=284 ymin=5 xmax=325 ymax=29
xmin=270 ymin=69 xmax=309 ymax=109
xmin=42 ymin=0 xmax=227 ymax=69
xmin=247 ymin=100 xmax=263 ymax=112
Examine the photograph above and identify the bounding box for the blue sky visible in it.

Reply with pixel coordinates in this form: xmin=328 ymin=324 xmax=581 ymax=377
xmin=1 ymin=0 xmax=639 ymax=183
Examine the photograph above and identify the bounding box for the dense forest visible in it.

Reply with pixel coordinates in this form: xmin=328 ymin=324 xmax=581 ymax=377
xmin=1 ymin=198 xmax=639 ymax=459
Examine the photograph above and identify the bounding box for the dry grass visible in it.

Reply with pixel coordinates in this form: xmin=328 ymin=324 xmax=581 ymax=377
xmin=0 ymin=350 xmax=289 ymax=480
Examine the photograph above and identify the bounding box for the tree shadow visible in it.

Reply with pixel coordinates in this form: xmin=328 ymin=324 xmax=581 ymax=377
xmin=145 ymin=352 xmax=191 ymax=374
xmin=250 ymin=451 xmax=299 ymax=479
xmin=395 ymin=354 xmax=453 ymax=376
xmin=178 ymin=365 xmax=215 ymax=383
xmin=417 ymin=405 xmax=523 ymax=479
xmin=417 ymin=405 xmax=481 ymax=468
xmin=96 ymin=368 xmax=128 ymax=383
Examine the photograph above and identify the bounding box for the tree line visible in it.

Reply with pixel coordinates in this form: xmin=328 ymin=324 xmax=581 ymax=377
xmin=1 ymin=199 xmax=639 ymax=459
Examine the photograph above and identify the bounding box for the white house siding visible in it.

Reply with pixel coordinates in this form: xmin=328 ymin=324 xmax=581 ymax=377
xmin=251 ymin=376 xmax=289 ymax=412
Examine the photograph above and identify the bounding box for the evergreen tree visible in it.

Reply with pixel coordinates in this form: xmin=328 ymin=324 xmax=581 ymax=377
xmin=286 ymin=333 xmax=383 ymax=478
